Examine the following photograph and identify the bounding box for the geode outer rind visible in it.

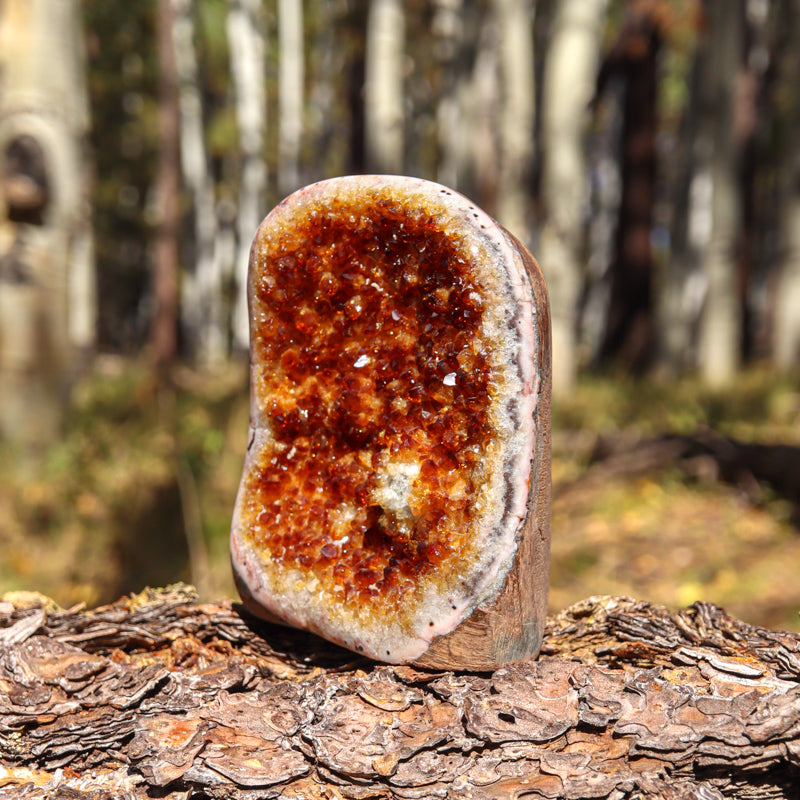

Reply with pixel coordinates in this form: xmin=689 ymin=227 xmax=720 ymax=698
xmin=231 ymin=175 xmax=550 ymax=667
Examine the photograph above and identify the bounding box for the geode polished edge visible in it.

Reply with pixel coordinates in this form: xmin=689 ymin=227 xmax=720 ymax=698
xmin=230 ymin=175 xmax=551 ymax=669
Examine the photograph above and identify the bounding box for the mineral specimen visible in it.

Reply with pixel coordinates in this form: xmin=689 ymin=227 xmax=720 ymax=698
xmin=231 ymin=175 xmax=550 ymax=669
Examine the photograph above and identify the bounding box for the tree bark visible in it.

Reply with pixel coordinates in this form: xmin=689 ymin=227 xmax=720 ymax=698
xmin=278 ymin=0 xmax=304 ymax=197
xmin=344 ymin=0 xmax=369 ymax=175
xmin=697 ymin=0 xmax=744 ymax=386
xmin=172 ymin=0 xmax=226 ymax=366
xmin=493 ymin=0 xmax=536 ymax=243
xmin=153 ymin=0 xmax=182 ymax=371
xmin=539 ymin=0 xmax=610 ymax=394
xmin=365 ymin=0 xmax=405 ymax=174
xmin=0 ymin=0 xmax=93 ymax=444
xmin=1 ymin=585 xmax=799 ymax=799
xmin=597 ymin=0 xmax=661 ymax=372
xmin=774 ymin=0 xmax=800 ymax=370
xmin=433 ymin=0 xmax=465 ymax=190
xmin=227 ymin=0 xmax=267 ymax=352
xmin=660 ymin=20 xmax=706 ymax=374
xmin=471 ymin=16 xmax=501 ymax=215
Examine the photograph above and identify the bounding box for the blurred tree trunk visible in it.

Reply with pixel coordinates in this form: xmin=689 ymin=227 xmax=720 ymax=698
xmin=493 ymin=0 xmax=535 ymax=242
xmin=172 ymin=0 xmax=226 ymax=366
xmin=227 ymin=0 xmax=267 ymax=351
xmin=345 ymin=0 xmax=368 ymax=174
xmin=278 ymin=0 xmax=304 ymax=197
xmin=153 ymin=0 xmax=182 ymax=371
xmin=0 ymin=0 xmax=93 ymax=444
xmin=698 ymin=0 xmax=744 ymax=386
xmin=66 ymin=21 xmax=95 ymax=365
xmin=433 ymin=0 xmax=465 ymax=190
xmin=734 ymin=3 xmax=771 ymax=364
xmin=660 ymin=19 xmax=706 ymax=373
xmin=774 ymin=0 xmax=800 ymax=370
xmin=307 ymin=1 xmax=335 ymax=177
xmin=539 ymin=0 xmax=610 ymax=394
xmin=365 ymin=0 xmax=405 ymax=173
xmin=471 ymin=17 xmax=500 ymax=214
xmin=597 ymin=0 xmax=661 ymax=371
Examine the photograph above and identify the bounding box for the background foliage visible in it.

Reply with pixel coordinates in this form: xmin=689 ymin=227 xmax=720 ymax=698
xmin=0 ymin=0 xmax=798 ymax=631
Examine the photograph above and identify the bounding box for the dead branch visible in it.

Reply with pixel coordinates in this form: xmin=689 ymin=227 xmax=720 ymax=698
xmin=556 ymin=429 xmax=800 ymax=524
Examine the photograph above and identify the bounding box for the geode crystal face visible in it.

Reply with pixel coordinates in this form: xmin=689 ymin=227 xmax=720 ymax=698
xmin=231 ymin=175 xmax=550 ymax=667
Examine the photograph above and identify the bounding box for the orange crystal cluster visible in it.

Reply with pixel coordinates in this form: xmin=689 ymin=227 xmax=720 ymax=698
xmin=242 ymin=196 xmax=494 ymax=610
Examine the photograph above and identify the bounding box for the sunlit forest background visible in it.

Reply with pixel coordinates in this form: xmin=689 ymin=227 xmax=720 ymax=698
xmin=1 ymin=0 xmax=799 ymax=632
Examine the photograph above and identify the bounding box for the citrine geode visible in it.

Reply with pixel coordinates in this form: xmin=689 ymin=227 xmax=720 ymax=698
xmin=231 ymin=175 xmax=551 ymax=669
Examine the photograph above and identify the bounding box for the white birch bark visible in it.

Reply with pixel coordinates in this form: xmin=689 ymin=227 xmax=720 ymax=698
xmin=365 ymin=0 xmax=405 ymax=174
xmin=278 ymin=0 xmax=304 ymax=197
xmin=493 ymin=0 xmax=535 ymax=242
xmin=698 ymin=0 xmax=742 ymax=386
xmin=227 ymin=0 xmax=267 ymax=352
xmin=539 ymin=0 xmax=610 ymax=394
xmin=0 ymin=0 xmax=92 ymax=444
xmin=172 ymin=0 xmax=226 ymax=364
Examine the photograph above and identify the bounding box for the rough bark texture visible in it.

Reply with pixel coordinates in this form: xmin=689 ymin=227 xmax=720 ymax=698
xmin=1 ymin=585 xmax=798 ymax=799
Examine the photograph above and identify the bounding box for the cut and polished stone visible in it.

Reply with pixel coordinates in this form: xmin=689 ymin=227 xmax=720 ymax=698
xmin=231 ymin=175 xmax=551 ymax=669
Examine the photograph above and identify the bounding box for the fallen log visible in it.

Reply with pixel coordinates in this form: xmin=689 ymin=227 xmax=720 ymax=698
xmin=1 ymin=584 xmax=798 ymax=799
xmin=556 ymin=429 xmax=800 ymax=525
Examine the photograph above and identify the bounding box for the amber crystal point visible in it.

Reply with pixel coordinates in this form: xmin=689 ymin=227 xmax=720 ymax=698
xmin=231 ymin=175 xmax=551 ymax=669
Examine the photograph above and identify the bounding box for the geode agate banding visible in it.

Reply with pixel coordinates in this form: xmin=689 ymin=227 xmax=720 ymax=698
xmin=231 ymin=175 xmax=551 ymax=669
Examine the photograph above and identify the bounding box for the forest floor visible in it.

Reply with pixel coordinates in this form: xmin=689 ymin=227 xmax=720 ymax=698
xmin=1 ymin=358 xmax=798 ymax=633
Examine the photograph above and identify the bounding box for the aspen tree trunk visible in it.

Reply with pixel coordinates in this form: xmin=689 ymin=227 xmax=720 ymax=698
xmin=153 ymin=0 xmax=182 ymax=371
xmin=493 ymin=0 xmax=535 ymax=242
xmin=774 ymin=0 xmax=800 ymax=370
xmin=0 ymin=0 xmax=92 ymax=444
xmin=471 ymin=18 xmax=500 ymax=214
xmin=433 ymin=0 xmax=465 ymax=190
xmin=278 ymin=0 xmax=304 ymax=197
xmin=365 ymin=0 xmax=405 ymax=174
xmin=660 ymin=33 xmax=707 ymax=374
xmin=172 ymin=0 xmax=226 ymax=365
xmin=66 ymin=26 xmax=94 ymax=362
xmin=539 ymin=0 xmax=610 ymax=394
xmin=698 ymin=0 xmax=743 ymax=386
xmin=227 ymin=0 xmax=267 ymax=352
